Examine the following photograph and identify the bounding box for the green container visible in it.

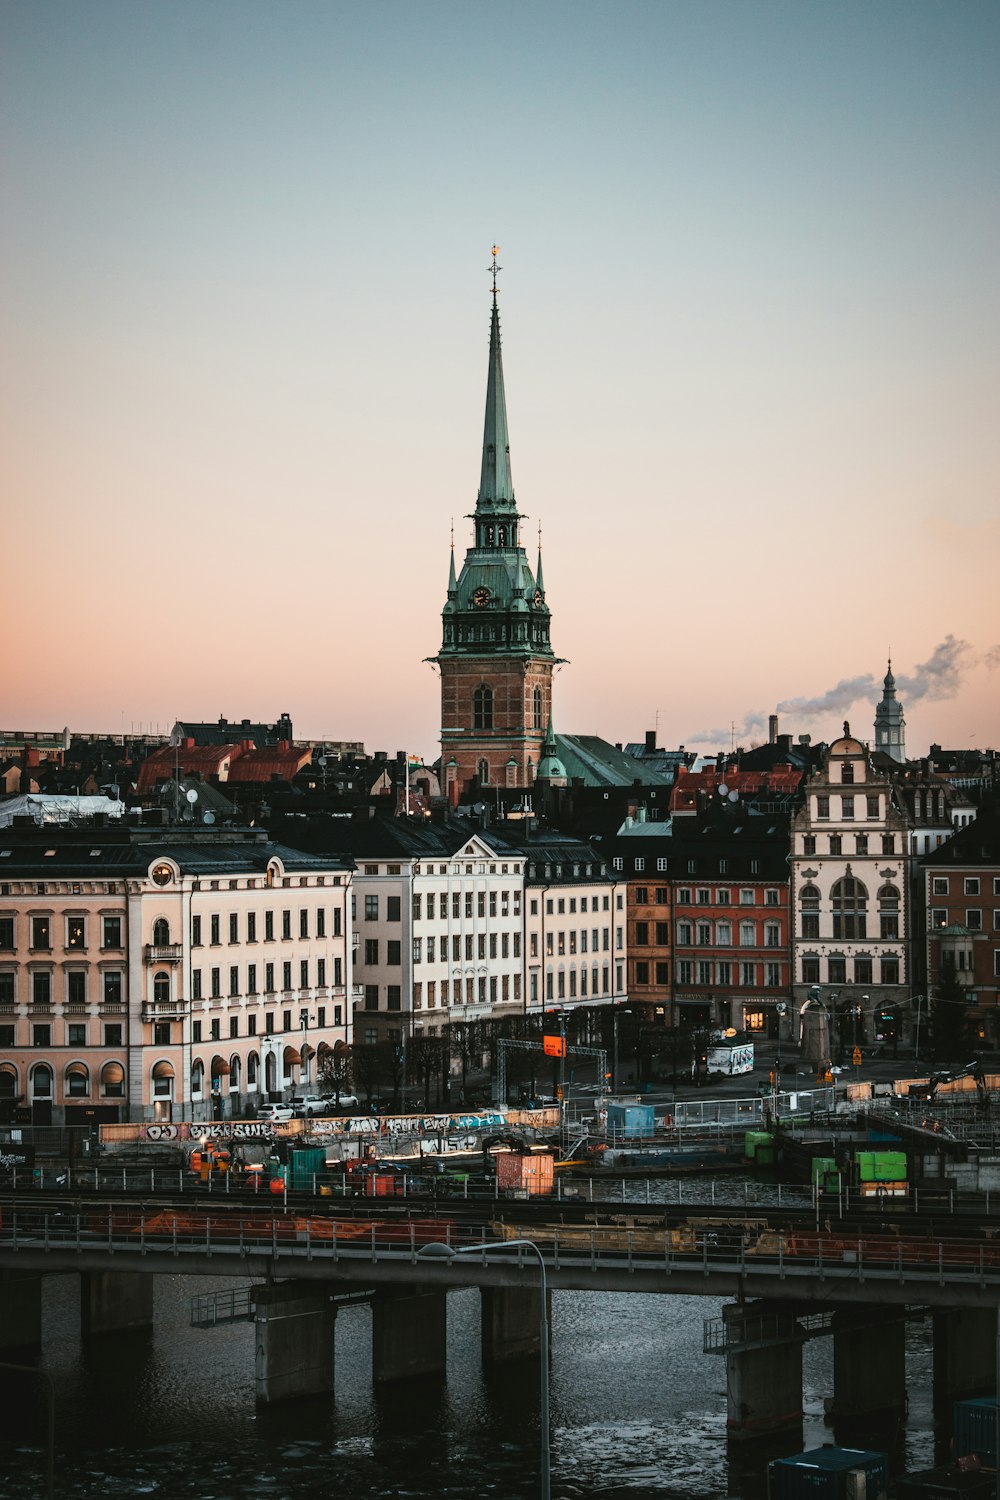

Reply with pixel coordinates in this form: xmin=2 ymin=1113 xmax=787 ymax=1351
xmin=290 ymin=1145 xmax=327 ymax=1189
xmin=811 ymin=1157 xmax=839 ymax=1190
xmin=858 ymin=1151 xmax=907 ymax=1183
xmin=745 ymin=1131 xmax=771 ymax=1161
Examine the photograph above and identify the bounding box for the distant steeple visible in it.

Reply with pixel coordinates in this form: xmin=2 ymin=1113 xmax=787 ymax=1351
xmin=536 ymin=523 xmax=545 ymax=595
xmin=447 ymin=535 xmax=457 ymax=596
xmin=874 ymin=655 xmax=906 ymax=764
xmin=536 ymin=713 xmax=567 ymax=784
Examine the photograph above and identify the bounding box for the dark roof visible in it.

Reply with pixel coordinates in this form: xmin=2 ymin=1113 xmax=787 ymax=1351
xmin=0 ymin=825 xmax=352 ymax=877
xmin=922 ymin=808 xmax=1000 ymax=866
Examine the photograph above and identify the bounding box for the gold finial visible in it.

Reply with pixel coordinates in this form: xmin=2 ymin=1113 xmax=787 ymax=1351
xmin=450 ymin=517 xmax=454 ymax=548
xmin=489 ymin=245 xmax=502 ymax=294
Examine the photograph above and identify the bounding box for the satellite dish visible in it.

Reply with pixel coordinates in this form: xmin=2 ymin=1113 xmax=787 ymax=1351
xmin=202 ymin=811 xmax=216 ymax=825
xmin=185 ymin=788 xmax=198 ymax=804
xmin=718 ymin=783 xmax=729 ymax=797
xmin=728 ymin=790 xmax=739 ymax=802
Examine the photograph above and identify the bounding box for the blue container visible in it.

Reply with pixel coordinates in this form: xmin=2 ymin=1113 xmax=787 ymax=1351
xmin=768 ymin=1445 xmax=889 ymax=1500
xmin=605 ymin=1103 xmax=655 ymax=1138
xmin=953 ymin=1397 xmax=997 ymax=1466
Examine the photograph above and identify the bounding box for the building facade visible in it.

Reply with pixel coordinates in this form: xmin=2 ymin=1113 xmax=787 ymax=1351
xmin=922 ymin=810 xmax=1000 ymax=1044
xmin=790 ymin=728 xmax=911 ymax=1050
xmin=0 ymin=827 xmax=354 ymax=1126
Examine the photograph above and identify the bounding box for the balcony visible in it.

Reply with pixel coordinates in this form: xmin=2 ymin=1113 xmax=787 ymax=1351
xmin=142 ymin=1000 xmax=185 ymax=1019
xmin=100 ymin=1002 xmax=125 ymax=1014
xmin=146 ymin=943 xmax=183 ymax=963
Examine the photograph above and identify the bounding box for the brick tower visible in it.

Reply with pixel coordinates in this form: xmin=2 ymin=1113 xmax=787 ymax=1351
xmin=435 ymin=253 xmax=559 ymax=799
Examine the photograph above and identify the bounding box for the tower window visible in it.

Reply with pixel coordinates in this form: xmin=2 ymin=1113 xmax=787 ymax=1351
xmin=473 ymin=684 xmax=493 ymax=730
xmin=478 ymin=759 xmax=490 ymax=785
xmin=533 ymin=686 xmax=543 ymax=727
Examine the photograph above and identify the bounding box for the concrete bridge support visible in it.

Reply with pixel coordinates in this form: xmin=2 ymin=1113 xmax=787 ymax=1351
xmin=81 ymin=1271 xmax=154 ymax=1337
xmin=481 ymin=1285 xmax=550 ymax=1363
xmin=0 ymin=1271 xmax=42 ymax=1351
xmin=372 ymin=1287 xmax=448 ymax=1383
xmin=933 ymin=1307 xmax=997 ymax=1415
xmin=831 ymin=1309 xmax=906 ymax=1422
xmin=253 ymin=1283 xmax=336 ymax=1405
xmin=723 ymin=1302 xmax=803 ymax=1441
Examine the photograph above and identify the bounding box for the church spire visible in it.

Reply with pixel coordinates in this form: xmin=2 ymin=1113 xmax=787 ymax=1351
xmin=477 ymin=247 xmax=515 ymax=514
xmin=536 ymin=522 xmax=545 ymax=595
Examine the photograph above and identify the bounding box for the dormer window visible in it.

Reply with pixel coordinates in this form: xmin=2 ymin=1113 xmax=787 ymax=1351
xmin=842 ymin=761 xmax=855 ymax=784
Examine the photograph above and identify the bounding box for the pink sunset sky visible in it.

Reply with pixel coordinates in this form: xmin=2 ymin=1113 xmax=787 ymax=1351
xmin=3 ymin=2 xmax=998 ymax=761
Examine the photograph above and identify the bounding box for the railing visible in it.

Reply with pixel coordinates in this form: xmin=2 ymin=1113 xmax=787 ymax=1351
xmin=5 ymin=1206 xmax=1000 ymax=1299
xmin=146 ymin=944 xmax=183 ymax=962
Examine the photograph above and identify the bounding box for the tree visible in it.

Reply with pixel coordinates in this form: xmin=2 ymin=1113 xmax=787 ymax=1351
xmin=317 ymin=1047 xmax=353 ymax=1106
xmin=351 ymin=1043 xmax=384 ymax=1109
xmin=930 ymin=954 xmax=971 ymax=1064
xmin=408 ymin=1034 xmax=441 ymax=1110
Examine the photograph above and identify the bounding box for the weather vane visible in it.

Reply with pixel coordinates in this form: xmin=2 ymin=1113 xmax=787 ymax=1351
xmin=489 ymin=244 xmax=502 ymax=294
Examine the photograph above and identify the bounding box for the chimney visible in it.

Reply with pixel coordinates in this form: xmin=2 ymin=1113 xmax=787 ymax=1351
xmin=645 ymin=730 xmax=656 ymax=752
xmin=769 ymin=714 xmax=779 ymax=744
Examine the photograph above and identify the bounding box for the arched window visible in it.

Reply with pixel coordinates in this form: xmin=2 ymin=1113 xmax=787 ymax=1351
xmin=798 ymin=883 xmax=820 ymax=939
xmin=247 ymin=1052 xmax=259 ymax=1088
xmin=533 ymin=686 xmax=543 ymax=728
xmin=66 ymin=1062 xmax=89 ymax=1098
xmin=878 ymin=883 xmax=900 ymax=940
xmin=229 ymin=1055 xmax=241 ymax=1090
xmin=153 ymin=971 xmax=170 ymax=1004
xmin=477 ymin=758 xmax=490 ymax=786
xmin=498 ymin=524 xmax=506 ymax=546
xmin=152 ymin=918 xmax=170 ymax=946
xmin=831 ymin=877 xmax=867 ymax=940
xmin=31 ymin=1065 xmax=53 ymax=1099
xmin=191 ymin=1059 xmax=204 ymax=1096
xmin=102 ymin=1062 xmax=126 ymax=1098
xmin=0 ymin=1065 xmax=18 ymax=1101
xmin=473 ymin=684 xmax=493 ymax=730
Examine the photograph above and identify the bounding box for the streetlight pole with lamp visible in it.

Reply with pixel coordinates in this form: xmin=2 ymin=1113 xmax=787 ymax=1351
xmin=417 ymin=1239 xmax=550 ymax=1500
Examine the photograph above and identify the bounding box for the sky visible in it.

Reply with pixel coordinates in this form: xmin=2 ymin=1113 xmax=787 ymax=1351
xmin=3 ymin=1 xmax=998 ymax=762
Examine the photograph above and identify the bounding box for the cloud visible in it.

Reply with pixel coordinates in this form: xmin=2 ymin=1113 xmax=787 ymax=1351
xmin=894 ymin=635 xmax=971 ymax=703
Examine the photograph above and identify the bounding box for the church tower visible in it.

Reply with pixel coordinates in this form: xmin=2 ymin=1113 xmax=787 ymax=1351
xmin=874 ymin=658 xmax=906 ymax=763
xmin=435 ymin=252 xmax=558 ymax=798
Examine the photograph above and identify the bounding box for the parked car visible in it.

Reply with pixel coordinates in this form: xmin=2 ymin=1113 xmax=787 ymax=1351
xmin=256 ymin=1102 xmax=294 ymax=1122
xmin=289 ymin=1094 xmax=333 ymax=1118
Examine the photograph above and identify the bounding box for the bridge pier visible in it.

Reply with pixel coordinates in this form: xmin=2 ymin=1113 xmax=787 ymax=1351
xmin=0 ymin=1271 xmax=43 ymax=1351
xmin=933 ymin=1307 xmax=997 ymax=1416
xmin=481 ymin=1285 xmax=550 ymax=1363
xmin=723 ymin=1301 xmax=803 ymax=1442
xmin=372 ymin=1286 xmax=448 ymax=1382
xmin=81 ymin=1271 xmax=154 ymax=1336
xmin=831 ymin=1309 xmax=906 ymax=1423
xmin=253 ymin=1282 xmax=336 ymax=1404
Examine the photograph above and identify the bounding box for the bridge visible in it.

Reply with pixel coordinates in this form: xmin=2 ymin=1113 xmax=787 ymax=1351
xmin=2 ymin=1194 xmax=999 ymax=1437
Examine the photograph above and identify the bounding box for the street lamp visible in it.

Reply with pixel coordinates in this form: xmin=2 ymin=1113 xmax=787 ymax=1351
xmin=417 ymin=1239 xmax=550 ymax=1500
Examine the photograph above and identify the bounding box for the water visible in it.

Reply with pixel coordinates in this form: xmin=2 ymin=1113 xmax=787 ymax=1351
xmin=0 ymin=1179 xmax=945 ymax=1498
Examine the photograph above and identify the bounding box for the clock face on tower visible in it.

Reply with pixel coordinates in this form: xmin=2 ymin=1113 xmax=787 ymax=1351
xmin=472 ymin=586 xmax=491 ymax=609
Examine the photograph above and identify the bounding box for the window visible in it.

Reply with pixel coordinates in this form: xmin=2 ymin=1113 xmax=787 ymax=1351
xmin=716 ymin=920 xmax=731 ymax=946
xmin=387 ymin=986 xmax=401 ymax=1011
xmin=473 ymin=684 xmax=494 ymax=729
xmin=841 ymin=761 xmax=855 ymax=784
xmin=210 ymin=915 xmax=220 ymax=946
xmin=965 ymin=878 xmax=981 ymax=896
xmin=880 ymin=956 xmax=900 ymax=985
xmin=104 ymin=1023 xmax=122 ymax=1046
xmin=765 ymin=963 xmax=780 ymax=987
xmin=697 ymin=888 xmax=710 ymax=905
xmin=230 ymin=965 xmax=240 ymax=996
xmin=635 ymin=921 xmax=649 ymax=946
xmin=68 ymin=971 xmax=86 ymax=1004
xmin=282 ymin=961 xmax=292 ymax=991
xmin=697 ymin=922 xmax=711 ymax=946
xmin=247 ymin=912 xmax=257 ymax=943
xmin=867 ymin=795 xmax=880 ymax=819
xmin=387 ymin=896 xmax=401 ymax=922
xmin=387 ymin=941 xmax=401 ymax=966
xmin=879 ymin=884 xmax=900 ymax=940
xmin=932 ymin=877 xmax=949 ymax=896
xmin=264 ymin=963 xmax=275 ymax=993
xmin=802 ymin=956 xmax=820 ymax=984
xmin=803 ymin=835 xmax=816 ymax=856
xmin=677 ymin=960 xmax=693 ymax=985
xmin=816 ymin=796 xmax=830 ymax=820
xmin=30 ymin=916 xmax=50 ymax=950
xmin=967 ymin=910 xmax=983 ymax=930
xmin=717 ymin=889 xmax=731 ymax=906
xmin=33 ymin=1025 xmax=51 ymax=1048
xmin=32 ymin=971 xmax=51 ymax=1005
xmin=881 ymin=834 xmax=896 ymax=856
xmin=739 ymin=921 xmax=755 ymax=947
xmin=265 ymin=911 xmax=275 ymax=941
xmin=655 ymin=961 xmax=669 ymax=986
xmin=154 ymin=971 xmax=171 ymax=1005
xmin=765 ymin=890 xmax=779 ymax=906
xmin=230 ymin=913 xmax=239 ymax=943
xmin=829 ymin=835 xmax=842 ymax=856
xmin=300 ymin=959 xmax=309 ymax=988
xmin=66 ymin=917 xmax=85 ymax=949
xmin=740 ymin=962 xmax=756 ymax=986
xmin=677 ymin=920 xmax=692 ymax=945
xmin=854 ymin=956 xmax=873 ymax=984
xmin=740 ymin=890 xmax=754 ymax=906
xmin=281 ymin=911 xmax=292 ymax=940
xmin=697 ymin=961 xmax=712 ymax=985
xmin=67 ymin=1023 xmax=86 ymax=1045
xmin=299 ymin=909 xmax=309 ymax=938
xmin=828 ymin=957 xmax=847 ymax=985
xmin=855 ymin=834 xmax=868 ymax=855
xmin=229 ymin=1016 xmax=239 ymax=1039
xmin=103 ymin=972 xmax=123 ymax=1005
xmin=655 ymin=922 xmax=669 ymax=944
xmin=832 ymin=877 xmax=868 ymax=940
xmin=247 ymin=963 xmax=257 ymax=993
xmin=365 ymin=894 xmax=379 ymax=922
xmin=764 ymin=922 xmax=780 ymax=947
xmin=211 ymin=968 xmax=221 ymax=998
xmin=0 ymin=916 xmax=13 ymax=950
xmin=192 ymin=968 xmax=203 ymax=999
xmin=364 ymin=939 xmax=379 ymax=965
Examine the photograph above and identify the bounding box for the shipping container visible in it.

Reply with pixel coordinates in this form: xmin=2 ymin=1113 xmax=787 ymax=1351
xmin=707 ymin=1040 xmax=755 ymax=1075
xmin=856 ymin=1152 xmax=907 ymax=1182
xmin=768 ymin=1445 xmax=889 ymax=1500
xmin=811 ymin=1157 xmax=840 ymax=1191
xmin=495 ymin=1148 xmax=555 ymax=1196
xmin=605 ymin=1103 xmax=655 ymax=1138
xmin=953 ymin=1398 xmax=997 ymax=1467
xmin=895 ymin=1462 xmax=995 ymax=1498
xmin=289 ymin=1145 xmax=327 ymax=1190
xmin=745 ymin=1131 xmax=775 ymax=1166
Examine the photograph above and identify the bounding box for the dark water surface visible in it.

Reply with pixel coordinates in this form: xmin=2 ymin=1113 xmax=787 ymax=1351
xmin=1 ymin=1179 xmax=942 ymax=1498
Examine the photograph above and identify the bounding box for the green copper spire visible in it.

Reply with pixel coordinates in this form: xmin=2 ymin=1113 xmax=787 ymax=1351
xmin=477 ymin=265 xmax=516 ymax=514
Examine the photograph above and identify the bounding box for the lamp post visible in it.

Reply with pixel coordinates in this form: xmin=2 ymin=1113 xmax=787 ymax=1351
xmin=417 ymin=1239 xmax=550 ymax=1500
